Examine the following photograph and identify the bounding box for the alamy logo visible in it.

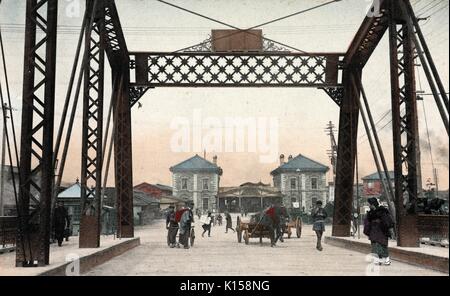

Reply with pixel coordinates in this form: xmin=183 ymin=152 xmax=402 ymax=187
xmin=365 ymin=254 xmax=381 ymax=276
xmin=366 ymin=0 xmax=382 ymax=17
xmin=170 ymin=109 xmax=279 ymax=164
xmin=65 ymin=253 xmax=80 ymax=276
xmin=65 ymin=0 xmax=81 ymax=18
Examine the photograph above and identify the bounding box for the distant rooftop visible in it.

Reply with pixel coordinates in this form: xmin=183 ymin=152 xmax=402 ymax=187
xmin=170 ymin=155 xmax=222 ymax=175
xmin=271 ymin=154 xmax=329 ymax=175
xmin=362 ymin=171 xmax=395 ymax=181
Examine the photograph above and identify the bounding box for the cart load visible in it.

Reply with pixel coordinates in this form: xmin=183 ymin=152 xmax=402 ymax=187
xmin=236 ymin=206 xmax=287 ymax=246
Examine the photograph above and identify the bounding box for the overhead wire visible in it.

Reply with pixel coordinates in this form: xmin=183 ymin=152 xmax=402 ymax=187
xmin=155 ymin=0 xmax=343 ymax=53
xmin=0 ymin=25 xmax=33 ymax=263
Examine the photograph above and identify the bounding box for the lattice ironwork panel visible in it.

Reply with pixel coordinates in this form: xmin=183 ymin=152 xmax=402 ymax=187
xmin=17 ymin=0 xmax=58 ymax=267
xmin=130 ymin=52 xmax=342 ymax=88
xmin=388 ymin=0 xmax=419 ymax=247
xmin=103 ymin=0 xmax=129 ymax=65
xmin=390 ymin=15 xmax=418 ymax=213
xmin=129 ymin=86 xmax=151 ymax=108
xmin=322 ymin=87 xmax=344 ymax=106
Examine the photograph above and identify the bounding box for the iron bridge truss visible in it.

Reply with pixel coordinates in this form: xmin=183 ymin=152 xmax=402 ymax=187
xmin=15 ymin=0 xmax=437 ymax=266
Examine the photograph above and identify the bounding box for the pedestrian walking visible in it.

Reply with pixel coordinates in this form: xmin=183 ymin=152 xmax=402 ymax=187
xmin=225 ymin=211 xmax=235 ymax=233
xmin=217 ymin=213 xmax=223 ymax=226
xmin=312 ymin=200 xmax=327 ymax=251
xmin=202 ymin=212 xmax=213 ymax=237
xmin=166 ymin=205 xmax=178 ymax=248
xmin=54 ymin=201 xmax=70 ymax=247
xmin=364 ymin=197 xmax=395 ymax=265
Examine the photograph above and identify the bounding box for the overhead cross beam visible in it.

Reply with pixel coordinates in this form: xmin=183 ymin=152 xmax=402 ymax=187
xmin=129 ymin=52 xmax=344 ymax=88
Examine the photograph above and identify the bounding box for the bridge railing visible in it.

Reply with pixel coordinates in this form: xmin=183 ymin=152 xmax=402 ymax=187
xmin=0 ymin=216 xmax=17 ymax=248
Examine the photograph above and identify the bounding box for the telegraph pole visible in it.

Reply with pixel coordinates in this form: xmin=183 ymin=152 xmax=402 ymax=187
xmin=0 ymin=103 xmax=10 ymax=217
xmin=325 ymin=121 xmax=338 ymax=179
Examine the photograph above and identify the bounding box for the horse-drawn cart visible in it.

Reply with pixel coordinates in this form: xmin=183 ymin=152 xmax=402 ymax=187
xmin=236 ymin=215 xmax=274 ymax=245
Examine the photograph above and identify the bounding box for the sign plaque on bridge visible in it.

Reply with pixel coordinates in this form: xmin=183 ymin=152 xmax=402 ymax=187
xmin=211 ymin=29 xmax=263 ymax=52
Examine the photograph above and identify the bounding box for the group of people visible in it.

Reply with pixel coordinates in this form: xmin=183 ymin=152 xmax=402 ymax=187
xmin=166 ymin=203 xmax=195 ymax=249
xmin=165 ymin=199 xmax=395 ymax=266
xmin=311 ymin=198 xmax=395 ymax=266
xmin=200 ymin=211 xmax=235 ymax=237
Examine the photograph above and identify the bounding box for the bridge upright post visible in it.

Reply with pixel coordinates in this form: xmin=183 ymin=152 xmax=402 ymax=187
xmin=388 ymin=0 xmax=419 ymax=247
xmin=16 ymin=0 xmax=58 ymax=267
xmin=332 ymin=69 xmax=361 ymax=237
xmin=79 ymin=0 xmax=106 ymax=248
xmin=113 ymin=67 xmax=134 ymax=238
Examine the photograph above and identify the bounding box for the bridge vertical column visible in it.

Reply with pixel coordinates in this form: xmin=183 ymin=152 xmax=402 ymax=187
xmin=113 ymin=68 xmax=134 ymax=238
xmin=16 ymin=0 xmax=58 ymax=267
xmin=79 ymin=0 xmax=105 ymax=248
xmin=332 ymin=69 xmax=360 ymax=237
xmin=388 ymin=0 xmax=419 ymax=247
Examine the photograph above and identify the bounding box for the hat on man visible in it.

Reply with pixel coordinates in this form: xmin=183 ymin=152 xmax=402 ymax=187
xmin=367 ymin=197 xmax=379 ymax=207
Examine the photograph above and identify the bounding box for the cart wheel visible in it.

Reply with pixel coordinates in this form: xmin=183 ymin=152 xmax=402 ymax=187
xmin=296 ymin=218 xmax=302 ymax=238
xmin=244 ymin=230 xmax=249 ymax=245
xmin=190 ymin=228 xmax=195 ymax=247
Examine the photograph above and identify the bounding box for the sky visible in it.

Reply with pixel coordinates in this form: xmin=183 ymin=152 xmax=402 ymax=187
xmin=0 ymin=0 xmax=448 ymax=190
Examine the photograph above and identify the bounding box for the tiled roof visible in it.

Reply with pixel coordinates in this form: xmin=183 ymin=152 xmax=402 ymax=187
xmin=58 ymin=183 xmax=83 ymax=199
xmin=155 ymin=184 xmax=173 ymax=191
xmin=271 ymin=154 xmax=329 ymax=175
xmin=170 ymin=155 xmax=222 ymax=174
xmin=133 ymin=190 xmax=160 ymax=206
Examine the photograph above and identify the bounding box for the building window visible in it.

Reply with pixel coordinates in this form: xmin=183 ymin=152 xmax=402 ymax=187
xmin=311 ymin=177 xmax=318 ymax=190
xmin=367 ymin=181 xmax=374 ymax=189
xmin=203 ymin=198 xmax=209 ymax=210
xmin=202 ymin=179 xmax=209 ymax=190
xmin=181 ymin=178 xmax=188 ymax=190
xmin=290 ymin=178 xmax=297 ymax=190
xmin=73 ymin=205 xmax=81 ymax=222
